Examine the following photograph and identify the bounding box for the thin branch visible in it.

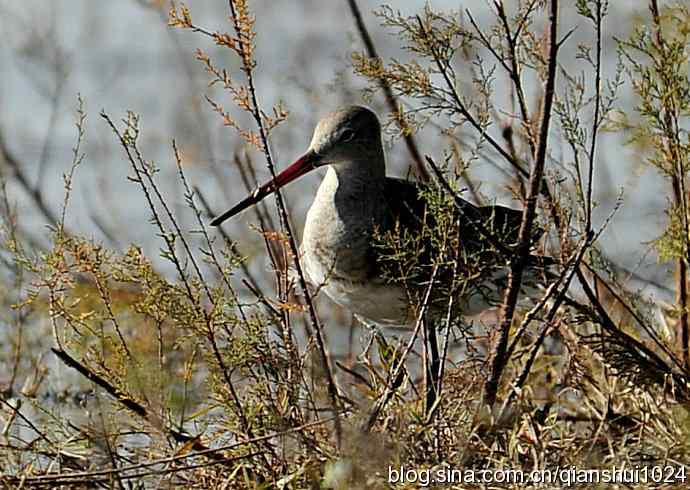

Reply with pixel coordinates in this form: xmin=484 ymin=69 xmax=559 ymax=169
xmin=494 ymin=0 xmax=537 ymax=153
xmin=503 ymin=237 xmax=593 ymax=411
xmin=505 ymin=235 xmax=590 ymax=362
xmin=417 ymin=15 xmax=529 ymax=179
xmin=193 ymin=184 xmax=259 ymax=291
xmin=362 ymin=264 xmax=440 ymax=433
xmin=346 ymin=0 xmax=429 ymax=181
xmin=484 ymin=0 xmax=560 ymax=406
xmin=585 ymin=0 xmax=603 ymax=233
xmin=649 ymin=0 xmax=690 ymax=369
xmin=225 ymin=0 xmax=343 ymax=446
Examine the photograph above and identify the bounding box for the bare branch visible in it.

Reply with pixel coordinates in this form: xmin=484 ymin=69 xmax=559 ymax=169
xmin=484 ymin=0 xmax=560 ymax=406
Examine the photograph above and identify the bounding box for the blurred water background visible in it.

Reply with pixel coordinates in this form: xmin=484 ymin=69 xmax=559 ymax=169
xmin=0 ymin=0 xmax=673 ymax=419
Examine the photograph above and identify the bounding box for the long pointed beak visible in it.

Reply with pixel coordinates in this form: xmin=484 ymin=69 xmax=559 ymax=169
xmin=210 ymin=150 xmax=320 ymax=226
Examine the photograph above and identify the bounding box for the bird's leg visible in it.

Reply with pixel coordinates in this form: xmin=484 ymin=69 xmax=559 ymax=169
xmin=424 ymin=316 xmax=442 ymax=417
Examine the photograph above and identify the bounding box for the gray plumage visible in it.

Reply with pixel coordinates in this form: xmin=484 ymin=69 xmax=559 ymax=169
xmin=212 ymin=105 xmax=554 ymax=326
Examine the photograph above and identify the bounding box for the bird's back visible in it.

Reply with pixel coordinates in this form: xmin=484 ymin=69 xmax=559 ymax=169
xmin=370 ymin=177 xmax=552 ymax=319
xmin=379 ymin=177 xmax=531 ymax=249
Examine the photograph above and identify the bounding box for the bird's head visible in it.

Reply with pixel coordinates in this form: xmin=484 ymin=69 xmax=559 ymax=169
xmin=210 ymin=105 xmax=383 ymax=226
xmin=308 ymin=105 xmax=383 ymax=166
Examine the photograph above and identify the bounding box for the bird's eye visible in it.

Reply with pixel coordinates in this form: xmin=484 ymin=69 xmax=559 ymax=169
xmin=340 ymin=128 xmax=356 ymax=142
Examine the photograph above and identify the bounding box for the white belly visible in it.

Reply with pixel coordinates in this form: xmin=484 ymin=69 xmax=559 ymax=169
xmin=302 ymin=246 xmax=412 ymax=326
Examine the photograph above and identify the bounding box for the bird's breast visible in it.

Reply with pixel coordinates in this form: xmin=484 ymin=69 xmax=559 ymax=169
xmin=302 ymin=195 xmax=373 ymax=284
xmin=301 ymin=205 xmax=411 ymax=325
xmin=299 ymin=168 xmax=412 ymax=324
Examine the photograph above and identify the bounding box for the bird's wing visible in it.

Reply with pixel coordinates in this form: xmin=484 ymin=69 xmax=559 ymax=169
xmin=381 ymin=177 xmax=539 ymax=251
xmin=371 ymin=177 xmax=552 ymax=285
xmin=381 ymin=177 xmax=427 ymax=231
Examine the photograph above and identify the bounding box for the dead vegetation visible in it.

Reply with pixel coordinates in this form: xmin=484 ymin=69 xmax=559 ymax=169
xmin=2 ymin=0 xmax=690 ymax=488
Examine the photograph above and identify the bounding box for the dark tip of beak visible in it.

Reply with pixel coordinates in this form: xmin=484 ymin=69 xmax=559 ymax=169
xmin=210 ymin=150 xmax=319 ymax=227
xmin=210 ymin=190 xmax=263 ymax=226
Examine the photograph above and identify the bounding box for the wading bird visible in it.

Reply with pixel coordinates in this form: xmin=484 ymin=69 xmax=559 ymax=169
xmin=211 ymin=106 xmax=552 ymax=326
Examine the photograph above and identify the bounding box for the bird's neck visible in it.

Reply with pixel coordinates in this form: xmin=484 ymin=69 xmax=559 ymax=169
xmin=335 ymin=151 xmax=386 ymax=181
xmin=320 ymin=155 xmax=385 ymax=216
xmin=303 ymin=158 xmax=386 ymax=282
xmin=306 ymin=155 xmax=387 ymax=240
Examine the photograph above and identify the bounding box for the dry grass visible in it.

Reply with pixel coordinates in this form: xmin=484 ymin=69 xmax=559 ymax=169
xmin=2 ymin=0 xmax=690 ymax=488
